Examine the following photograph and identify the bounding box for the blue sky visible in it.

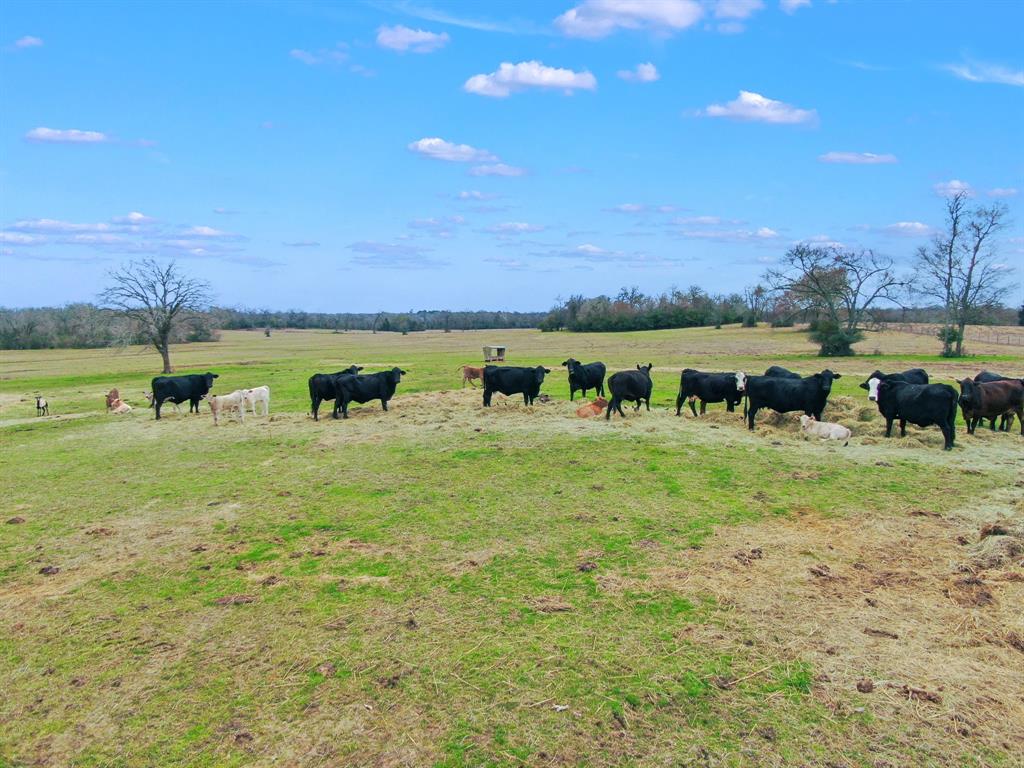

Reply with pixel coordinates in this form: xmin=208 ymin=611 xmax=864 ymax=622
xmin=1 ymin=0 xmax=1022 ymax=312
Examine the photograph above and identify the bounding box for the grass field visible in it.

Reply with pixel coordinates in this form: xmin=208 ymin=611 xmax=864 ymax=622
xmin=2 ymin=325 xmax=1022 ymax=767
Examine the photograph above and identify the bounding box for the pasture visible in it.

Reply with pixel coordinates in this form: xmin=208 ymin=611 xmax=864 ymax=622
xmin=1 ymin=325 xmax=1022 ymax=768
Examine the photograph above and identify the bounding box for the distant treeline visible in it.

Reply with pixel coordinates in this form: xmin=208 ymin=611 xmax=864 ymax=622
xmin=0 ymin=304 xmax=545 ymax=350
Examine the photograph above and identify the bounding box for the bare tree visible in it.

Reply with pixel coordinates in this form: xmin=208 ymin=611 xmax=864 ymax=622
xmin=99 ymin=259 xmax=211 ymax=373
xmin=742 ymin=284 xmax=769 ymax=327
xmin=765 ymin=245 xmax=904 ymax=356
xmin=914 ymin=194 xmax=1013 ymax=355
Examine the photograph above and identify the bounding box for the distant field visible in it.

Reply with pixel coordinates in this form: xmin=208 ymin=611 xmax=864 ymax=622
xmin=1 ymin=325 xmax=1022 ymax=767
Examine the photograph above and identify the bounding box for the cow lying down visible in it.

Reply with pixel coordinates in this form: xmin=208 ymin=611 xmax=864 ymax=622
xmin=799 ymin=415 xmax=850 ymax=445
xmin=575 ymin=397 xmax=608 ymax=418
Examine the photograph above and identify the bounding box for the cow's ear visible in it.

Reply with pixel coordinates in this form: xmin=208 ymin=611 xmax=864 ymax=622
xmin=544 ymin=368 xmax=551 ymax=373
xmin=833 ymin=372 xmax=842 ymax=379
xmin=212 ymin=373 xmax=219 ymax=378
xmin=858 ymin=381 xmax=868 ymax=389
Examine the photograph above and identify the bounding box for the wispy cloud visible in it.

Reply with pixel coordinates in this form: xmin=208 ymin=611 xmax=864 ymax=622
xmin=944 ymin=59 xmax=1024 ymax=87
xmin=818 ymin=151 xmax=898 ymax=165
xmin=608 ymin=203 xmax=679 ymax=214
xmin=24 ymin=127 xmax=110 ymax=144
xmin=383 ymin=0 xmax=535 ymax=34
xmin=555 ymin=0 xmax=704 ymax=39
xmin=13 ymin=35 xmax=43 ymax=49
xmin=987 ymin=187 xmax=1018 ymax=198
xmin=289 ymin=44 xmax=348 ymax=66
xmin=484 ymin=221 xmax=545 ymax=235
xmin=376 ymin=24 xmax=449 ymax=53
xmin=617 ymin=62 xmax=659 ymax=83
xmin=408 ymin=215 xmax=465 ymax=238
xmin=700 ymin=91 xmax=817 ymax=124
xmin=779 ymin=0 xmax=811 ymax=13
xmin=469 ymin=163 xmax=526 ymax=177
xmin=347 ymin=240 xmax=446 ymax=269
xmin=933 ymin=179 xmax=974 ymax=197
xmin=213 ymin=207 xmax=240 ymax=215
xmin=879 ymin=221 xmax=935 ymax=238
xmin=283 ymin=240 xmax=321 ymax=247
xmin=408 ymin=137 xmax=497 ymax=163
xmin=455 ymin=190 xmax=500 ymax=201
xmin=465 ymin=60 xmax=596 ymax=98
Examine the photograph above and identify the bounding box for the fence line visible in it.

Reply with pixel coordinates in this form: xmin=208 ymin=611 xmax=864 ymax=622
xmin=888 ymin=323 xmax=1024 ymax=347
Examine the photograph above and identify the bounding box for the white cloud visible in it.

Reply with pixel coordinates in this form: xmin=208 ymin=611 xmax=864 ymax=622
xmin=944 ymin=59 xmax=1024 ymax=87
xmin=780 ymin=0 xmax=811 ymax=13
xmin=283 ymin=240 xmax=320 ymax=247
xmin=715 ymin=0 xmax=764 ymax=19
xmin=348 ymin=240 xmax=446 ymax=269
xmin=880 ymin=221 xmax=934 ymax=237
xmin=802 ymin=234 xmax=845 ymax=249
xmin=464 ymin=60 xmax=596 ymax=98
xmin=376 ymin=25 xmax=449 ymax=53
xmin=456 ymin=190 xmax=499 ymax=200
xmin=617 ymin=62 xmax=659 ymax=82
xmin=611 ymin=203 xmax=646 ymax=213
xmin=818 ymin=151 xmax=897 ymax=164
xmin=0 ymin=232 xmax=43 ymax=245
xmin=933 ymin=179 xmax=974 ymax=197
xmin=112 ymin=211 xmax=156 ymax=224
xmin=987 ymin=187 xmax=1018 ymax=198
xmin=701 ymin=90 xmax=817 ymax=124
xmin=485 ymin=222 xmax=545 ymax=234
xmin=675 ymin=226 xmax=780 ymax=242
xmin=289 ymin=45 xmax=348 ymax=66
xmin=181 ymin=225 xmax=242 ymax=239
xmin=555 ymin=0 xmax=704 ymax=39
xmin=14 ymin=35 xmax=43 ymax=48
xmin=408 ymin=137 xmax=498 ymax=163
xmin=24 ymin=127 xmax=110 ymax=144
xmin=469 ymin=163 xmax=526 ymax=177
xmin=9 ymin=218 xmax=114 ymax=233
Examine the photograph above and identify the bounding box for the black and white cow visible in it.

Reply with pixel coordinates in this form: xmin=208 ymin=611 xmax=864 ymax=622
xmin=675 ymin=369 xmax=742 ymax=417
xmin=482 ymin=365 xmax=551 ymax=407
xmin=332 ymin=367 xmax=406 ymax=419
xmin=309 ymin=365 xmax=363 ymax=421
xmin=561 ymin=358 xmax=606 ymax=401
xmin=865 ymin=377 xmax=957 ymax=450
xmin=737 ymin=370 xmax=841 ymax=431
xmin=606 ymin=364 xmax=653 ymax=419
xmin=150 ymin=373 xmax=218 ymax=420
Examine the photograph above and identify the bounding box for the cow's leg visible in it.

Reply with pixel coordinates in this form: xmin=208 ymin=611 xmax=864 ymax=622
xmin=884 ymin=417 xmax=894 ymax=437
xmin=605 ymin=398 xmax=614 ymax=420
xmin=675 ymin=393 xmax=683 ymax=416
xmin=645 ymin=397 xmax=650 ymax=412
xmin=747 ymin=405 xmax=757 ymax=431
xmin=699 ymin=400 xmax=707 ymax=416
xmin=688 ymin=398 xmax=698 ymax=418
xmin=940 ymin=421 xmax=954 ymax=450
xmin=483 ymin=389 xmax=492 ymax=407
xmin=899 ymin=419 xmax=907 ymax=437
xmin=569 ymin=387 xmax=575 ymax=402
xmin=382 ymin=398 xmax=389 ymax=411
xmin=155 ymin=398 xmax=162 ymax=420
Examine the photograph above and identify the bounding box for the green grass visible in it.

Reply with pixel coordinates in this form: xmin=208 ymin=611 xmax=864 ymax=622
xmin=1 ymin=325 xmax=1021 ymax=767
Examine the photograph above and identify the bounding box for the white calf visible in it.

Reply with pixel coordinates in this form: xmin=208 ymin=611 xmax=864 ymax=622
xmin=208 ymin=390 xmax=246 ymax=426
xmin=800 ymin=415 xmax=851 ymax=445
xmin=144 ymin=391 xmax=182 ymax=414
xmin=242 ymin=385 xmax=270 ymax=416
xmin=109 ymin=398 xmax=133 ymax=414
xmin=36 ymin=397 xmax=49 ymax=416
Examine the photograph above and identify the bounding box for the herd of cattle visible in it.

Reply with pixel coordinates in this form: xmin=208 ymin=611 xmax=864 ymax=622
xmin=32 ymin=359 xmax=1024 ymax=451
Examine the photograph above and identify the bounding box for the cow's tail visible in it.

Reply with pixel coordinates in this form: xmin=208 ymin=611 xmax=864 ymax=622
xmin=308 ymin=378 xmax=316 ymax=415
xmin=947 ymin=388 xmax=959 ymax=429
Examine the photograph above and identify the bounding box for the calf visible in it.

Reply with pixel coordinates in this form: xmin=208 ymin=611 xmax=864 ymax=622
xmin=799 ymin=415 xmax=851 ymax=445
xmin=675 ymin=369 xmax=742 ymax=417
xmin=108 ymin=397 xmax=133 ymax=414
xmin=208 ymin=390 xmax=246 ymax=426
xmin=957 ymin=378 xmax=1023 ymax=436
xmin=242 ymin=385 xmax=271 ymax=416
xmin=459 ymin=365 xmax=485 ymax=388
xmin=865 ymin=377 xmax=957 ymax=450
xmin=35 ymin=396 xmax=48 ymax=416
xmin=333 ymin=367 xmax=406 ymax=419
xmin=482 ymin=365 xmax=550 ymax=407
xmin=765 ymin=365 xmax=801 ymax=379
xmin=737 ymin=370 xmax=841 ymax=430
xmin=105 ymin=388 xmax=121 ymax=411
xmin=858 ymin=368 xmax=929 ymax=390
xmin=144 ymin=391 xmax=182 ymax=414
xmin=150 ymin=373 xmax=218 ymax=419
xmin=309 ymin=365 xmax=363 ymax=420
xmin=575 ymin=397 xmax=608 ymax=418
xmin=606 ymin=364 xmax=653 ymax=419
xmin=562 ymin=358 xmax=606 ymax=401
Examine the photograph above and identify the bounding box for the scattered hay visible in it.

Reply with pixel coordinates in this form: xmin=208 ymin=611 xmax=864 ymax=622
xmin=944 ymin=576 xmax=995 ymax=607
xmin=213 ymin=594 xmax=255 ymax=606
xmin=527 ymin=596 xmax=573 ymax=613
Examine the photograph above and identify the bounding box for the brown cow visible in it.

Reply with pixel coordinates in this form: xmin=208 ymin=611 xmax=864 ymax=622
xmin=575 ymin=397 xmax=608 ymax=418
xmin=958 ymin=378 xmax=1023 ymax=435
xmin=105 ymin=388 xmax=121 ymax=411
xmin=460 ymin=365 xmax=485 ymax=388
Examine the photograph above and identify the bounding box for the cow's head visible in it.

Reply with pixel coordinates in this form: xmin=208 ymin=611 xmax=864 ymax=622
xmin=534 ymin=366 xmax=551 ymax=384
xmin=143 ymin=390 xmax=155 ymax=407
xmin=594 ymin=397 xmax=608 ymax=408
xmin=348 ymin=365 xmax=364 ymax=374
xmin=389 ymin=367 xmax=407 ymax=383
xmin=816 ymin=369 xmax=841 ymax=393
xmin=866 ymin=376 xmax=882 ymax=402
xmin=799 ymin=414 xmax=814 ymax=430
xmin=561 ymin=358 xmax=578 ymax=369
xmin=859 ymin=370 xmax=885 ymax=390
xmin=203 ymin=372 xmax=219 ymax=389
xmin=637 ymin=363 xmax=653 ymax=376
xmin=734 ymin=371 xmax=747 ymax=392
xmin=957 ymin=378 xmax=976 ymax=408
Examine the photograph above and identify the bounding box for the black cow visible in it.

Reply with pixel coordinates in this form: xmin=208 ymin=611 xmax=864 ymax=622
xmin=867 ymin=378 xmax=957 ymax=450
xmin=738 ymin=370 xmax=841 ymax=430
xmin=150 ymin=372 xmax=218 ymax=420
xmin=309 ymin=365 xmax=363 ymax=421
xmin=482 ymin=365 xmax=551 ymax=407
xmin=562 ymin=358 xmax=606 ymax=401
xmin=675 ymin=369 xmax=742 ymax=417
xmin=606 ymin=363 xmax=653 ymax=419
xmin=958 ymin=378 xmax=1024 ymax=435
xmin=858 ymin=368 xmax=929 ymax=390
xmin=332 ymin=367 xmax=406 ymax=419
xmin=765 ymin=365 xmax=801 ymax=379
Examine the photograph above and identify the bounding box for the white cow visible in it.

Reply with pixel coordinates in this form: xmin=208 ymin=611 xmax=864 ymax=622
xmin=242 ymin=385 xmax=270 ymax=416
xmin=208 ymin=390 xmax=246 ymax=426
xmin=800 ymin=415 xmax=851 ymax=445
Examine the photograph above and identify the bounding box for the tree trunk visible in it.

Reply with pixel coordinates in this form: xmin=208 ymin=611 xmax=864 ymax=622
xmin=955 ymin=321 xmax=966 ymax=356
xmin=159 ymin=344 xmax=172 ymax=374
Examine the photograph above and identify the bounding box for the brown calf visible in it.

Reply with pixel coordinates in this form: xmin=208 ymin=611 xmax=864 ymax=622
xmin=460 ymin=365 xmax=485 ymax=388
xmin=575 ymin=397 xmax=608 ymax=418
xmin=958 ymin=378 xmax=1023 ymax=435
xmin=105 ymin=388 xmax=121 ymax=411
